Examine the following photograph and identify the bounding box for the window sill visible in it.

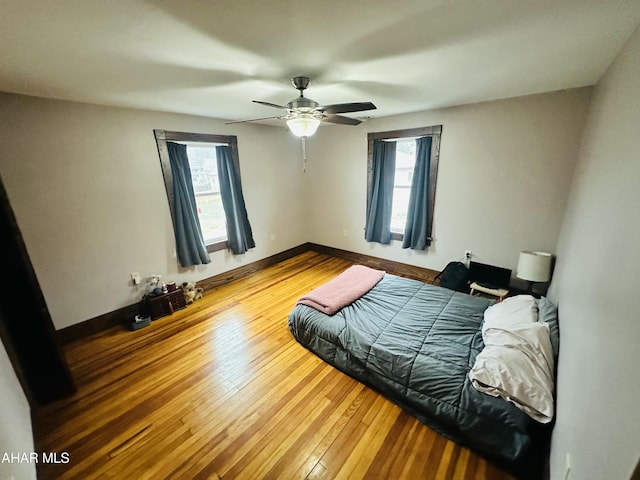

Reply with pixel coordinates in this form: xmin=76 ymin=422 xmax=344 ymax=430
xmin=206 ymin=241 xmax=228 ymax=253
xmin=389 ymin=231 xmax=433 ymax=247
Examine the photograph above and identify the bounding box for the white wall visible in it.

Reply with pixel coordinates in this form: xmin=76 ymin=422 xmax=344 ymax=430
xmin=0 ymin=93 xmax=306 ymax=329
xmin=306 ymin=89 xmax=591 ymax=279
xmin=0 ymin=88 xmax=592 ymax=329
xmin=0 ymin=340 xmax=36 ymax=479
xmin=547 ymin=25 xmax=640 ymax=480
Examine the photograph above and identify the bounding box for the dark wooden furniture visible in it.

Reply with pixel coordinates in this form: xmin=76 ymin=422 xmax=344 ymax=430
xmin=146 ymin=288 xmax=187 ymax=320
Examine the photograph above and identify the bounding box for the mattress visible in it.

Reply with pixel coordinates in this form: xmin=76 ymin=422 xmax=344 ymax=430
xmin=288 ymin=272 xmax=549 ymax=465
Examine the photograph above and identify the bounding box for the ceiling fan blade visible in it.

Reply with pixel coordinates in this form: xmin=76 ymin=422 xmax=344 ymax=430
xmin=322 ymin=114 xmax=362 ymax=126
xmin=252 ymin=100 xmax=288 ymax=109
xmin=225 ymin=115 xmax=282 ymax=125
xmin=316 ymin=102 xmax=376 ymax=115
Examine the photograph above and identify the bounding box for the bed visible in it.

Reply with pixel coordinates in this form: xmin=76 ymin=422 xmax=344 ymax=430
xmin=288 ymin=265 xmax=559 ymax=469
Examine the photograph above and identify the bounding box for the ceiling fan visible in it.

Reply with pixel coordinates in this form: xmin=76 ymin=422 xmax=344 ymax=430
xmin=226 ymin=76 xmax=377 ymax=137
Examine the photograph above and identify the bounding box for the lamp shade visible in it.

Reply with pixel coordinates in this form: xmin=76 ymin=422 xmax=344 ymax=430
xmin=286 ymin=114 xmax=320 ymax=137
xmin=516 ymin=251 xmax=552 ymax=282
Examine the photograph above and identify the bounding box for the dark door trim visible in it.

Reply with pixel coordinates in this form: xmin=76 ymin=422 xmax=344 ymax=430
xmin=0 ymin=176 xmax=75 ymax=406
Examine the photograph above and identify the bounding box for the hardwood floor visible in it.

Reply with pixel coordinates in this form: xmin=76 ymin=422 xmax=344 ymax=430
xmin=33 ymin=251 xmax=519 ymax=479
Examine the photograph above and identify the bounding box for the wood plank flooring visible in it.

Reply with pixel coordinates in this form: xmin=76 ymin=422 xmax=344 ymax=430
xmin=33 ymin=251 xmax=520 ymax=479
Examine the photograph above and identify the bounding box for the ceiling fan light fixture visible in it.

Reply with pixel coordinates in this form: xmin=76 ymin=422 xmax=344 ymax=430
xmin=286 ymin=114 xmax=321 ymax=137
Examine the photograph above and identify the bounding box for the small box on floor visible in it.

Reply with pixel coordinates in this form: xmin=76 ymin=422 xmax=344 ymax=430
xmin=130 ymin=314 xmax=151 ymax=331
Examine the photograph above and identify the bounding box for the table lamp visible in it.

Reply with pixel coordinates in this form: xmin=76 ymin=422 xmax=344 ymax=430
xmin=516 ymin=251 xmax=552 ymax=294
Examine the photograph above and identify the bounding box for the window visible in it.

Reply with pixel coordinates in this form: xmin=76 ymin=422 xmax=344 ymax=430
xmin=390 ymin=138 xmax=416 ymax=234
xmin=184 ymin=142 xmax=226 ymax=245
xmin=366 ymin=125 xmax=442 ymax=247
xmin=154 ymin=130 xmax=241 ymax=253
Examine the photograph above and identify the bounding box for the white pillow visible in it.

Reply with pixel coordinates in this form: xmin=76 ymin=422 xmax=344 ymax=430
xmin=470 ymin=294 xmax=555 ymax=423
xmin=483 ymin=294 xmax=538 ymax=330
xmin=470 ymin=321 xmax=555 ymax=423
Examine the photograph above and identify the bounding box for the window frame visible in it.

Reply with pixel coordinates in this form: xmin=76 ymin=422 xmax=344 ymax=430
xmin=366 ymin=125 xmax=442 ymax=243
xmin=154 ymin=129 xmax=240 ymax=253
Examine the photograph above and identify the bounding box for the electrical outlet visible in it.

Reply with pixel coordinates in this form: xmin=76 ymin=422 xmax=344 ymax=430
xmin=131 ymin=272 xmax=141 ymax=285
xmin=465 ymin=250 xmax=472 ymax=259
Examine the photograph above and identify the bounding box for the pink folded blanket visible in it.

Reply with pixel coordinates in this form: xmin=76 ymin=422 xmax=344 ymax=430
xmin=296 ymin=265 xmax=385 ymax=315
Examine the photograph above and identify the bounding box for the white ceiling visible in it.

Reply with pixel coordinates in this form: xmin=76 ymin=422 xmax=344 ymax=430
xmin=1 ymin=0 xmax=640 ymax=125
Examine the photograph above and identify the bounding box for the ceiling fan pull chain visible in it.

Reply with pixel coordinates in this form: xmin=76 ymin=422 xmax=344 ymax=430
xmin=301 ymin=136 xmax=307 ymax=172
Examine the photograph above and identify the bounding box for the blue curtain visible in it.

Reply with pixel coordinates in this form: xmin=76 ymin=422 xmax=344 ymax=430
xmin=365 ymin=139 xmax=396 ymax=244
xmin=166 ymin=142 xmax=211 ymax=267
xmin=216 ymin=145 xmax=255 ymax=254
xmin=402 ymin=136 xmax=433 ymax=250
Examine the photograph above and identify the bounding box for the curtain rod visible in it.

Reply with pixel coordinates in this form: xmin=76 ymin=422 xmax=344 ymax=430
xmin=380 ymin=136 xmax=427 ymax=142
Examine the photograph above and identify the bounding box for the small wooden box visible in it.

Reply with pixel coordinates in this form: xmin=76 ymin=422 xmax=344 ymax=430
xmin=146 ymin=288 xmax=186 ymax=321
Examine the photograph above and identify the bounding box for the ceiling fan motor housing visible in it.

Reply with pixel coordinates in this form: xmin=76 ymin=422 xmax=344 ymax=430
xmin=287 ymin=76 xmax=318 ymax=112
xmin=286 ymin=96 xmax=319 ymax=112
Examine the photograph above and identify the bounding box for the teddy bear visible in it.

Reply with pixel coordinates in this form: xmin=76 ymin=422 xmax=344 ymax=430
xmin=181 ymin=281 xmax=197 ymax=305
xmin=193 ymin=287 xmax=204 ymax=301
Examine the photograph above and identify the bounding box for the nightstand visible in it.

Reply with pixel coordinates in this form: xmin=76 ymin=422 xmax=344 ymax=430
xmin=469 ymin=282 xmax=509 ymax=302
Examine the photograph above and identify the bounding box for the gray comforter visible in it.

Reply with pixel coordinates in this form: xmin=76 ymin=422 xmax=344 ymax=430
xmin=288 ymin=273 xmax=542 ymax=464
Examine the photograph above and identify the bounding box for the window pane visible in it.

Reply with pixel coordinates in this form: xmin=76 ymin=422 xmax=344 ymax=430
xmin=391 ymin=187 xmax=411 ymax=232
xmin=185 ymin=144 xmax=227 ymax=245
xmin=390 ymin=139 xmax=416 ymax=233
xmin=194 ymin=194 xmax=227 ymax=244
